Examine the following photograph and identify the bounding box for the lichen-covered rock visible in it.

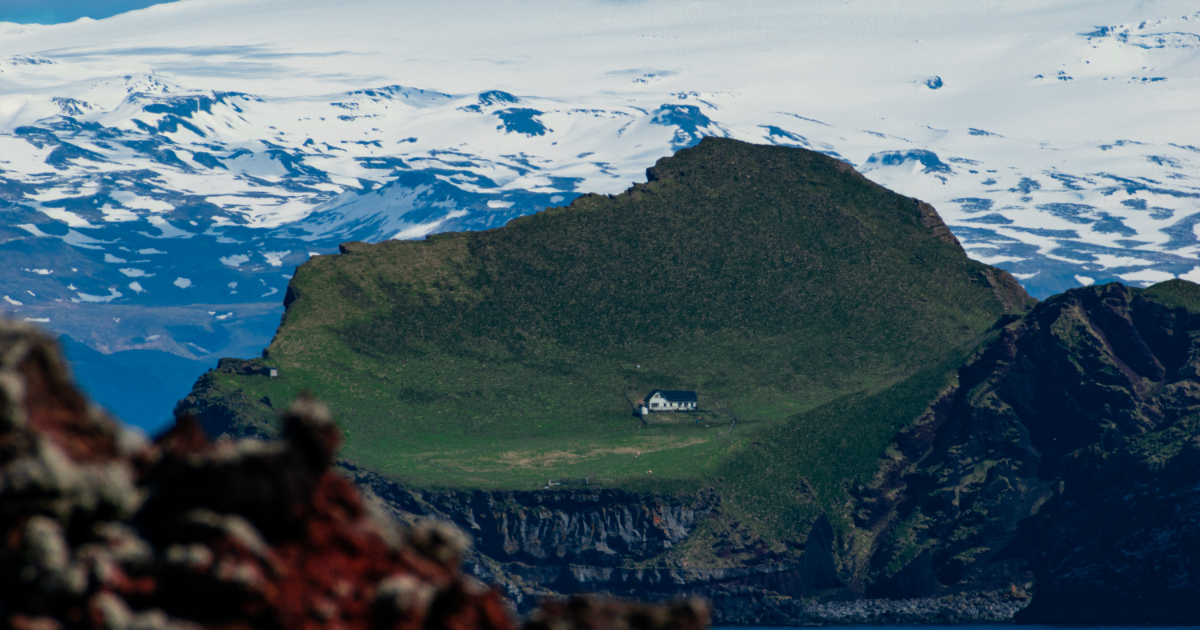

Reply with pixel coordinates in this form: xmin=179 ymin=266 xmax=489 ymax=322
xmin=0 ymin=321 xmax=513 ymax=630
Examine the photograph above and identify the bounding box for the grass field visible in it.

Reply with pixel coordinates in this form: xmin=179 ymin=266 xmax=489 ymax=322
xmin=183 ymin=139 xmax=1033 ymax=554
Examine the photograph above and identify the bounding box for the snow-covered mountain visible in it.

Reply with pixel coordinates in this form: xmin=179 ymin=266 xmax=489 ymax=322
xmin=1 ymin=0 xmax=1198 ymax=428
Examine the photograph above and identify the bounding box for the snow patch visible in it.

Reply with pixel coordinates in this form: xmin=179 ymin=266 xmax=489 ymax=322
xmin=140 ymin=216 xmax=195 ymax=239
xmin=1091 ymin=254 xmax=1154 ymax=269
xmin=62 ymin=230 xmax=113 ymax=249
xmin=16 ymin=224 xmax=50 ymax=237
xmin=38 ymin=207 xmax=96 ymax=228
xmin=393 ymin=210 xmax=470 ymax=240
xmin=1118 ymin=269 xmax=1176 ymax=285
xmin=72 ymin=288 xmax=123 ymax=303
xmin=100 ymin=205 xmax=139 ymax=222
xmin=110 ymin=192 xmax=173 ymax=213
xmin=262 ymin=250 xmax=291 ymax=267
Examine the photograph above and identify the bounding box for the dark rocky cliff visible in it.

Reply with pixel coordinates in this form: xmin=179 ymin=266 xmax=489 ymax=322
xmin=848 ymin=280 xmax=1200 ymax=621
xmin=345 ymin=469 xmax=1025 ymax=624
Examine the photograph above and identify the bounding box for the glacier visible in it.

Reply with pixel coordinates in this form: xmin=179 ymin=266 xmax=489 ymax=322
xmin=0 ymin=0 xmax=1198 ymax=429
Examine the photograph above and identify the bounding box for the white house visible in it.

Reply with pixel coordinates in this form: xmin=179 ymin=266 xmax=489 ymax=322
xmin=645 ymin=390 xmax=698 ymax=412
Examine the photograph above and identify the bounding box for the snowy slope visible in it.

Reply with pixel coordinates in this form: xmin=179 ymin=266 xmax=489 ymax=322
xmin=0 ymin=0 xmax=1198 ymax=370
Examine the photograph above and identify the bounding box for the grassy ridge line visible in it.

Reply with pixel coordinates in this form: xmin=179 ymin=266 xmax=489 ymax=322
xmin=185 ymin=138 xmax=1032 ymax=493
xmin=1143 ymin=279 xmax=1200 ymax=313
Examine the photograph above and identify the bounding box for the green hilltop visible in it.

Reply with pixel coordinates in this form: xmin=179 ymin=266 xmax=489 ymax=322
xmin=179 ymin=138 xmax=1031 ymax=536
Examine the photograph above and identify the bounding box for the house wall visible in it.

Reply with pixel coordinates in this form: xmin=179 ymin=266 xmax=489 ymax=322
xmin=647 ymin=393 xmax=696 ymax=411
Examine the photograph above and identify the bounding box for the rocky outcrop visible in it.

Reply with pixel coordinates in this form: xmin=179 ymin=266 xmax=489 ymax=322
xmin=349 ymin=467 xmax=872 ymax=618
xmin=849 ymin=281 xmax=1200 ymax=621
xmin=345 ymin=464 xmax=1033 ymax=625
xmin=348 ymin=468 xmax=740 ymax=609
xmin=916 ymin=200 xmax=963 ymax=250
xmin=385 ymin=487 xmax=714 ymax=566
xmin=173 ymin=357 xmax=279 ymax=440
xmin=0 ymin=320 xmax=708 ymax=630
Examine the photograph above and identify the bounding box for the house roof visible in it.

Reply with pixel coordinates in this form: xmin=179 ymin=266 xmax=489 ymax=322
xmin=649 ymin=390 xmax=698 ymax=402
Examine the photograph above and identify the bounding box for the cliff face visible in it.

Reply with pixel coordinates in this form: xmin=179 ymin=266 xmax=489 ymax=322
xmin=349 ymin=468 xmax=854 ymax=619
xmin=1004 ymin=285 xmax=1200 ymax=623
xmin=346 ymin=464 xmax=1031 ymax=624
xmin=382 ymin=484 xmax=709 ymax=564
xmin=849 ymin=281 xmax=1200 ymax=620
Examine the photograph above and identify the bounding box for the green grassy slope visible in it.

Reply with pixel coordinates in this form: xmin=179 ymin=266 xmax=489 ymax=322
xmin=1144 ymin=278 xmax=1200 ymax=313
xmin=180 ymin=138 xmax=1032 ymax=497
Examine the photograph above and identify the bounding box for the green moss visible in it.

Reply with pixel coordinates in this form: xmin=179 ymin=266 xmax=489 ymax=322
xmin=879 ymin=508 xmax=935 ymax=578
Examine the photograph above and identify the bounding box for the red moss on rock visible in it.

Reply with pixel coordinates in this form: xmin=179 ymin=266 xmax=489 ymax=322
xmin=0 ymin=321 xmax=513 ymax=630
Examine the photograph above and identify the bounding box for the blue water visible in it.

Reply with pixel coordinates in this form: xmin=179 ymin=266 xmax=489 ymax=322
xmin=59 ymin=335 xmax=214 ymax=436
xmin=0 ymin=0 xmax=180 ymax=25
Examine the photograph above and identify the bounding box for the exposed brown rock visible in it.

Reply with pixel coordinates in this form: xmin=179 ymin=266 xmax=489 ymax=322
xmin=915 ymin=200 xmax=963 ymax=251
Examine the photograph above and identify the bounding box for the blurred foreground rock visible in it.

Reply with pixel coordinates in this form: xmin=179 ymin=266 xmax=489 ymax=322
xmin=0 ymin=320 xmax=709 ymax=630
